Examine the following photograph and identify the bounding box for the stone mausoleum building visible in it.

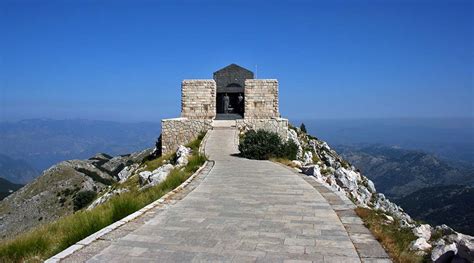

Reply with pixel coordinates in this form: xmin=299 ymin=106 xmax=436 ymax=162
xmin=162 ymin=64 xmax=289 ymax=154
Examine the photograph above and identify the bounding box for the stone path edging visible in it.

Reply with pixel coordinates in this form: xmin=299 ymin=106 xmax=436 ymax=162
xmin=45 ymin=160 xmax=213 ymax=263
xmin=274 ymin=162 xmax=392 ymax=262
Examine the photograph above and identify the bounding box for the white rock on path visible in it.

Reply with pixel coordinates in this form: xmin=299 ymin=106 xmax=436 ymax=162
xmin=139 ymin=163 xmax=174 ymax=186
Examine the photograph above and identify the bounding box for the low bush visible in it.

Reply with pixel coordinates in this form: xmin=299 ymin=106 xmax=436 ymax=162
xmin=239 ymin=129 xmax=298 ymax=160
xmin=73 ymin=191 xmax=97 ymax=211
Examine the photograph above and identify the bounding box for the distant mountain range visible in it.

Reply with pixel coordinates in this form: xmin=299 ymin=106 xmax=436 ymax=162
xmin=397 ymin=185 xmax=474 ymax=235
xmin=336 ymin=144 xmax=474 ymax=199
xmin=0 ymin=119 xmax=161 ymax=173
xmin=0 ymin=154 xmax=39 ymax=184
xmin=336 ymin=144 xmax=474 ymax=235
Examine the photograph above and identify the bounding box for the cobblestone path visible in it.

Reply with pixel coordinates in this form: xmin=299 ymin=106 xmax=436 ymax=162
xmin=77 ymin=128 xmax=377 ymax=262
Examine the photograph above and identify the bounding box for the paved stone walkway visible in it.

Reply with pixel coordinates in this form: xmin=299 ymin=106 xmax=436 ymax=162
xmin=75 ymin=128 xmax=382 ymax=262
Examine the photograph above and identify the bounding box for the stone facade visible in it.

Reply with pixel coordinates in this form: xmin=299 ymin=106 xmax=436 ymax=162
xmin=162 ymin=65 xmax=287 ymax=154
xmin=236 ymin=118 xmax=289 ymax=140
xmin=244 ymin=79 xmax=279 ymax=119
xmin=161 ymin=118 xmax=212 ymax=154
xmin=181 ymin=80 xmax=216 ymax=119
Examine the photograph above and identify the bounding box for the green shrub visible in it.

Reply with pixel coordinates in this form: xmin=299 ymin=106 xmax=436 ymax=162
xmin=73 ymin=191 xmax=97 ymax=211
xmin=279 ymin=140 xmax=298 ymax=160
xmin=300 ymin=123 xmax=307 ymax=133
xmin=239 ymin=129 xmax=298 ymax=160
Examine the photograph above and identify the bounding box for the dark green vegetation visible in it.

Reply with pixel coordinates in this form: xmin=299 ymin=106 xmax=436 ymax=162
xmin=0 ymin=177 xmax=23 ymax=200
xmin=299 ymin=123 xmax=307 ymax=133
xmin=239 ymin=130 xmax=298 ymax=160
xmin=0 ymin=135 xmax=207 ymax=263
xmin=356 ymin=207 xmax=425 ymax=263
xmin=397 ymin=185 xmax=474 ymax=235
xmin=72 ymin=191 xmax=97 ymax=211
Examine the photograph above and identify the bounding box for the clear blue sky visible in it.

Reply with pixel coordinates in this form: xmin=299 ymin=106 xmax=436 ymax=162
xmin=1 ymin=0 xmax=472 ymax=122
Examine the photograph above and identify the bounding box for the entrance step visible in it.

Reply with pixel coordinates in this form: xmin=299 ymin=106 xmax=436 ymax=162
xmin=212 ymin=120 xmax=236 ymax=129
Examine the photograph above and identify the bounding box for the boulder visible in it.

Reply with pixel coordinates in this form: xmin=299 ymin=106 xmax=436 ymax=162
xmin=176 ymin=145 xmax=191 ymax=167
xmin=302 ymin=151 xmax=313 ymax=165
xmin=138 ymin=171 xmax=153 ymax=185
xmin=291 ymin=160 xmax=303 ymax=168
xmin=431 ymin=243 xmax=458 ymax=262
xmin=413 ymin=224 xmax=432 ymax=240
xmin=139 ymin=164 xmax=174 ymax=187
xmin=117 ymin=164 xmax=138 ymax=183
xmin=366 ymin=179 xmax=376 ymax=193
xmin=410 ymin=237 xmax=432 ymax=251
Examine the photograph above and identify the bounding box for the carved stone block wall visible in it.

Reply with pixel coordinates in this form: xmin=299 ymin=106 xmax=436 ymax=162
xmin=181 ymin=80 xmax=216 ymax=119
xmin=161 ymin=118 xmax=213 ymax=154
xmin=244 ymin=79 xmax=279 ymax=119
xmin=236 ymin=118 xmax=289 ymax=140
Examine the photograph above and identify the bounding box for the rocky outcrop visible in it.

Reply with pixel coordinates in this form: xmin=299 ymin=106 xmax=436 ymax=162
xmin=290 ymin=127 xmax=474 ymax=262
xmin=138 ymin=146 xmax=192 ymax=189
xmin=0 ymin=148 xmax=152 ymax=240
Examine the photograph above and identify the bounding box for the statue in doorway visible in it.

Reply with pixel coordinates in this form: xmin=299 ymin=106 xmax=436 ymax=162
xmin=238 ymin=93 xmax=244 ymax=115
xmin=223 ymin=93 xmax=230 ymax=114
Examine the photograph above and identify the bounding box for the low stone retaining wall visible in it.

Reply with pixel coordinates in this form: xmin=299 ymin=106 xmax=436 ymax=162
xmin=161 ymin=117 xmax=212 ymax=154
xmin=236 ymin=117 xmax=289 ymax=140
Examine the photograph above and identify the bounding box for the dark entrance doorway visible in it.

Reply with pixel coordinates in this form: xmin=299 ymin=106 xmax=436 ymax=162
xmin=216 ymin=92 xmax=244 ymax=119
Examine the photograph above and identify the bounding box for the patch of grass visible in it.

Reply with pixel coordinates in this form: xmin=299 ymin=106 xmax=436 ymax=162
xmin=186 ymin=131 xmax=206 ymax=152
xmin=0 ymin=134 xmax=208 ymax=263
xmin=270 ymin=158 xmax=299 ymax=168
xmin=355 ymin=207 xmax=426 ymax=263
xmin=312 ymin=154 xmax=321 ymax=163
xmin=142 ymin=152 xmax=173 ymax=172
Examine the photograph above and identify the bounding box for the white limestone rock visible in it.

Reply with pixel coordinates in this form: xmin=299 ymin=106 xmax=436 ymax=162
xmin=410 ymin=237 xmax=432 ymax=251
xmin=334 ymin=168 xmax=359 ymax=191
xmin=118 ymin=164 xmax=138 ymax=183
xmin=149 ymin=164 xmax=174 ymax=186
xmin=291 ymin=160 xmax=303 ymax=168
xmin=366 ymin=179 xmax=376 ymax=193
xmin=302 ymin=151 xmax=313 ymax=165
xmin=138 ymin=171 xmax=153 ymax=185
xmin=287 ymin=129 xmax=303 ymax=159
xmin=176 ymin=145 xmax=191 ymax=167
xmin=431 ymin=243 xmax=458 ymax=262
xmin=413 ymin=224 xmax=432 ymax=240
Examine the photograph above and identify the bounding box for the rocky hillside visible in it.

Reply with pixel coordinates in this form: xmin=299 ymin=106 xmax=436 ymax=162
xmin=397 ymin=185 xmax=474 ymax=236
xmin=287 ymin=127 xmax=473 ymax=262
xmin=0 ymin=148 xmax=152 ymax=240
xmin=336 ymin=144 xmax=474 ymax=199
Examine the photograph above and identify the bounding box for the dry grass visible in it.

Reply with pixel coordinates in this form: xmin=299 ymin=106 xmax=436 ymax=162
xmin=270 ymin=157 xmax=300 ymax=168
xmin=355 ymin=207 xmax=427 ymax=263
